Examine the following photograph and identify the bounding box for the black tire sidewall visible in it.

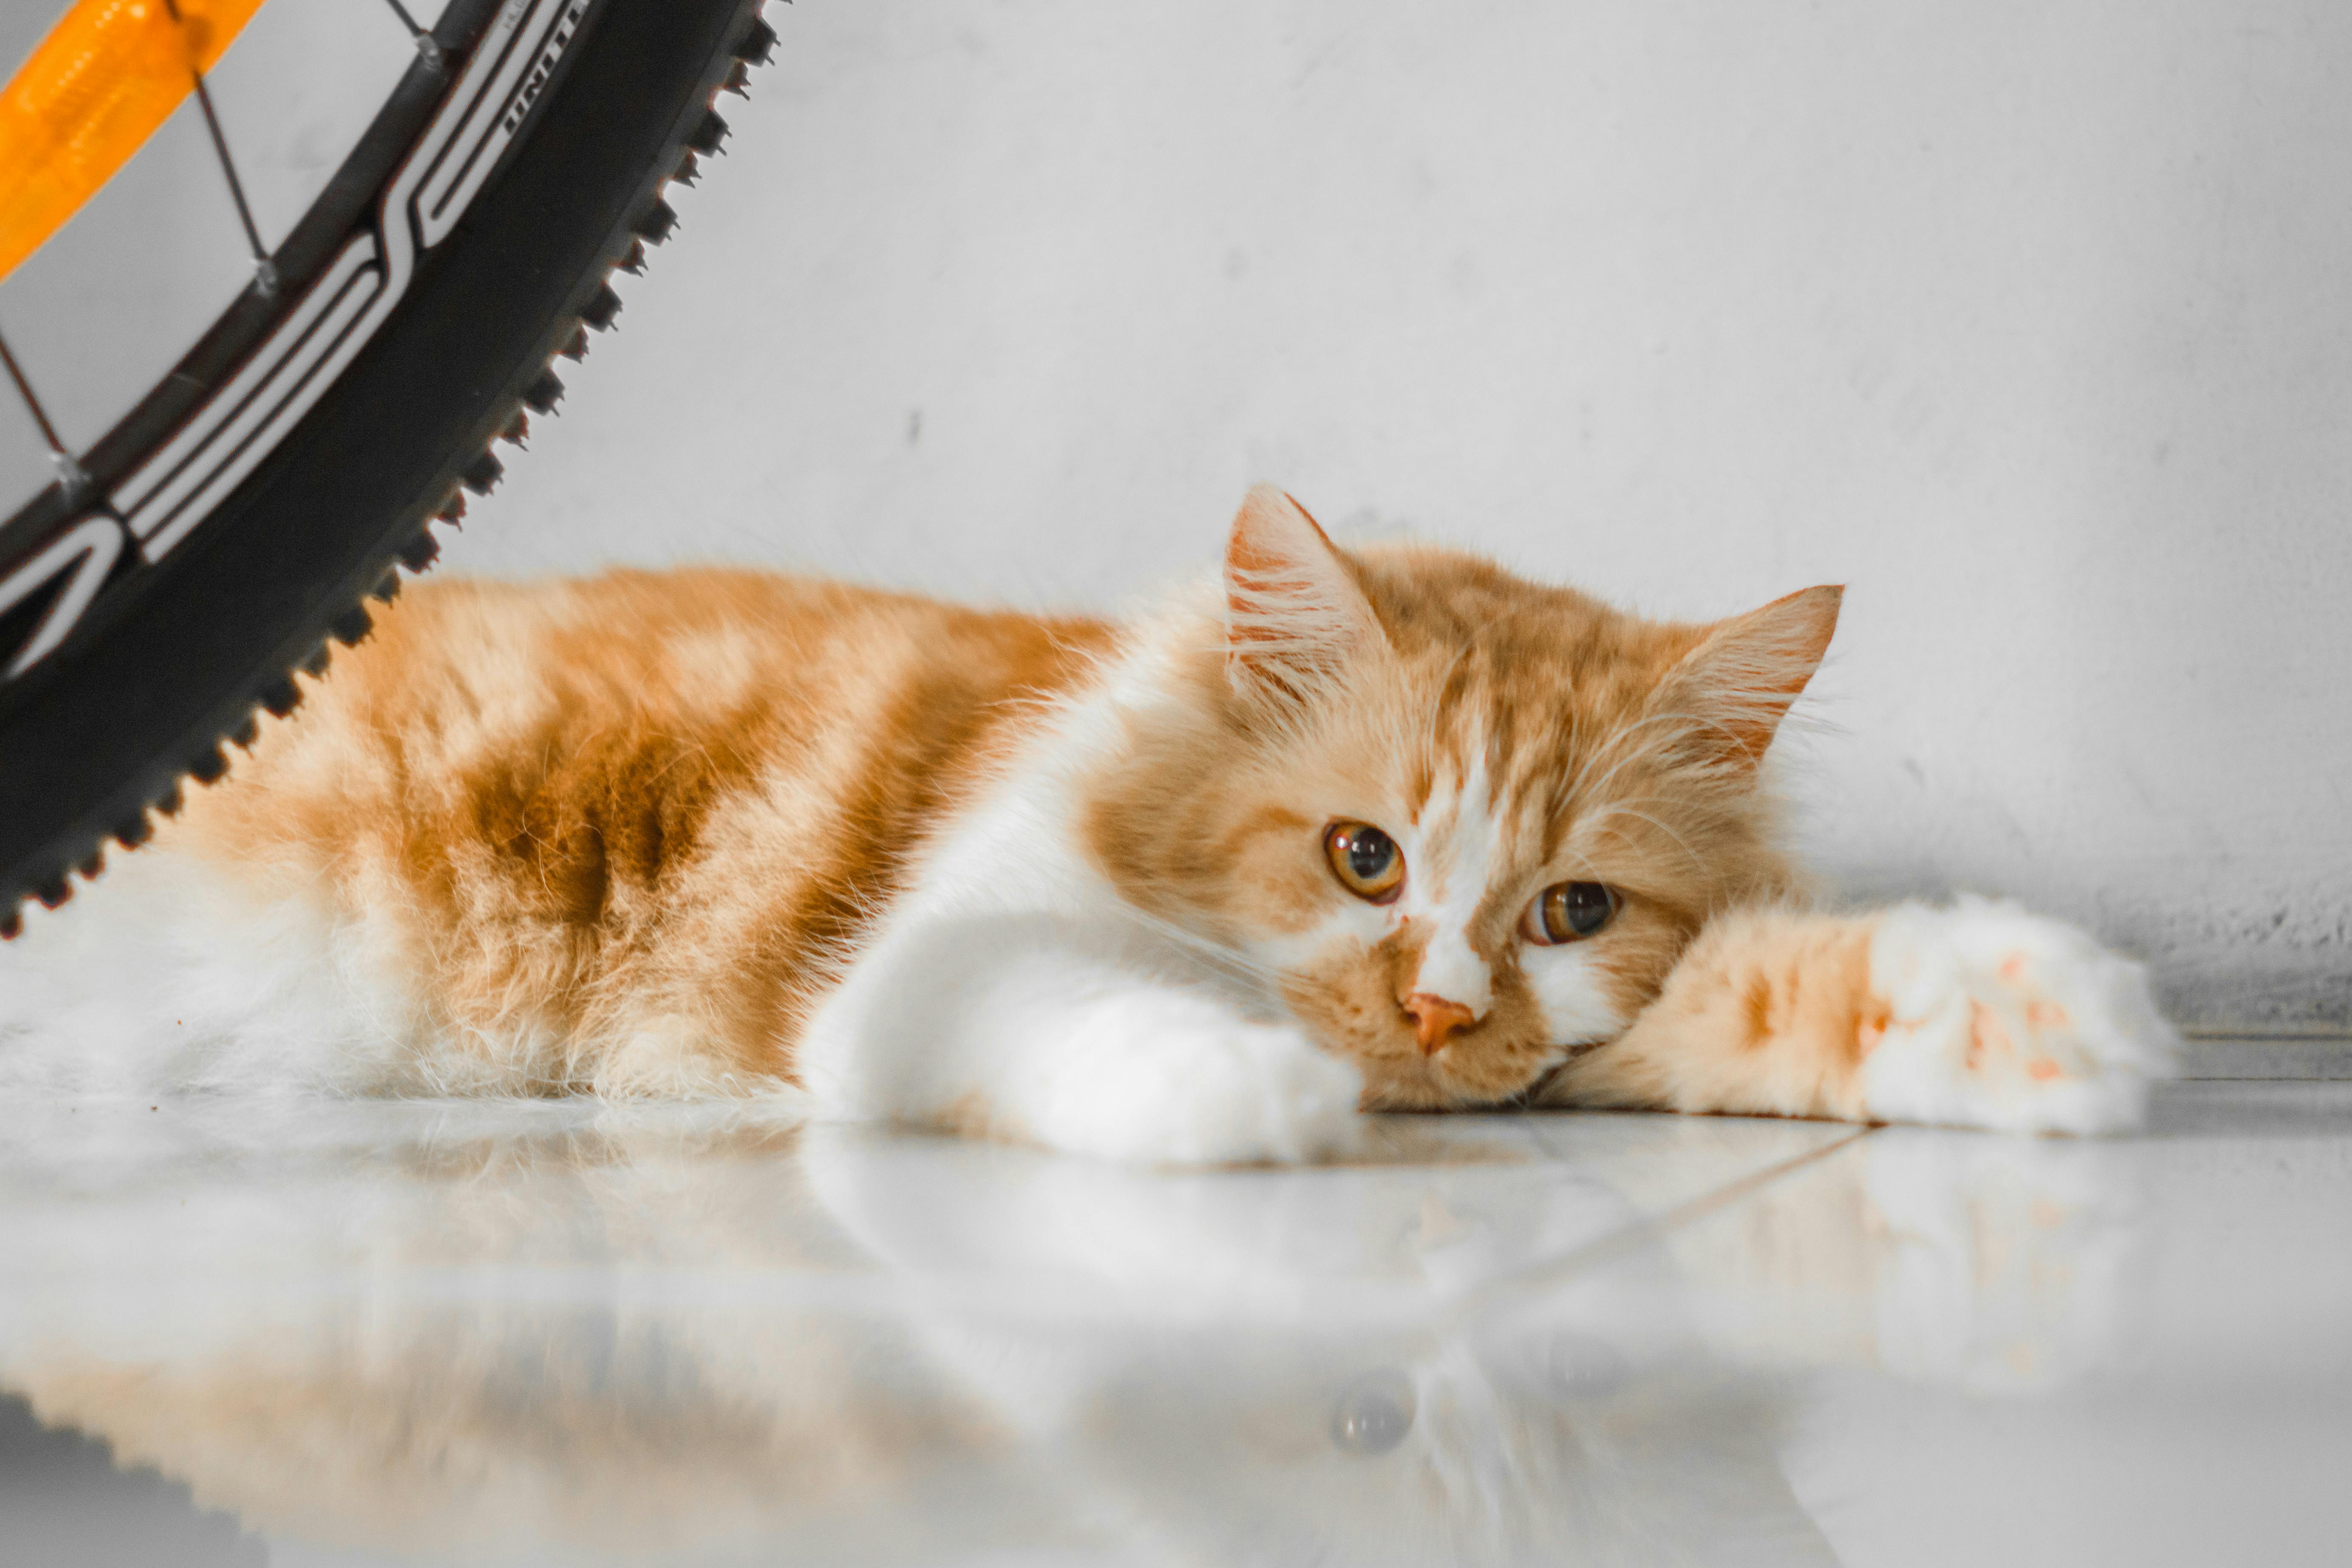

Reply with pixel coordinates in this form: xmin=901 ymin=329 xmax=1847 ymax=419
xmin=0 ymin=0 xmax=767 ymax=917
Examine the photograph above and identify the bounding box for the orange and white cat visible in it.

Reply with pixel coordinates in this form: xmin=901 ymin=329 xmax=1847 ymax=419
xmin=0 ymin=488 xmax=2177 ymax=1159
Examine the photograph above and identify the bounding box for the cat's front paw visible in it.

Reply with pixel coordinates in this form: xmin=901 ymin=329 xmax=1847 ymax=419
xmin=1859 ymin=897 xmax=2179 ymax=1135
xmin=1034 ymin=1001 xmax=1365 ymax=1167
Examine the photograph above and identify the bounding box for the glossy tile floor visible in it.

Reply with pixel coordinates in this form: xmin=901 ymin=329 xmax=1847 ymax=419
xmin=2 ymin=1041 xmax=2347 ymax=1567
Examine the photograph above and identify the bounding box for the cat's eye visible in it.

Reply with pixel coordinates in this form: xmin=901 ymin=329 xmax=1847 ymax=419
xmin=1324 ymin=821 xmax=1405 ymax=902
xmin=1522 ymin=881 xmax=1619 ymax=945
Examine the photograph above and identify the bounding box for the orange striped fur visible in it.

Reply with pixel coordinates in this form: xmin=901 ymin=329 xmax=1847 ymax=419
xmin=63 ymin=485 xmax=2169 ymax=1151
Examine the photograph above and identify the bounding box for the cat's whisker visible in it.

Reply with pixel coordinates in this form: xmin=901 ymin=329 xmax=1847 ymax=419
xmin=1554 ymin=714 xmax=1678 ymax=815
xmin=1117 ymin=904 xmax=1288 ymax=990
xmin=1571 ymin=800 xmax=1714 ymax=877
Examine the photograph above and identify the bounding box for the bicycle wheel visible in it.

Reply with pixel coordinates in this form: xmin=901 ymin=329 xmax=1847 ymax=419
xmin=0 ymin=0 xmax=777 ymax=936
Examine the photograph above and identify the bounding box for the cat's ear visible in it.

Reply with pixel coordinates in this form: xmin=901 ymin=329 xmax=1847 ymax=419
xmin=1223 ymin=485 xmax=1387 ymax=705
xmin=1661 ymin=584 xmax=1842 ymax=770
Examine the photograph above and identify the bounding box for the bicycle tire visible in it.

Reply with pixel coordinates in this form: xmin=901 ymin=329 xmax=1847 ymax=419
xmin=0 ymin=0 xmax=778 ymax=936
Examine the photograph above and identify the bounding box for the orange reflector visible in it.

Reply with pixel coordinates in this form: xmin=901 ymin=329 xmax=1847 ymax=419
xmin=0 ymin=0 xmax=268 ymax=286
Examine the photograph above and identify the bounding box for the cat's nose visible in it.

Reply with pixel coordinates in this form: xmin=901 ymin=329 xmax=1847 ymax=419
xmin=1401 ymin=993 xmax=1478 ymax=1054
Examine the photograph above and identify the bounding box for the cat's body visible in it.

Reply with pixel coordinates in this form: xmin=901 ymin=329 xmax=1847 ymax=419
xmin=0 ymin=490 xmax=2177 ymax=1156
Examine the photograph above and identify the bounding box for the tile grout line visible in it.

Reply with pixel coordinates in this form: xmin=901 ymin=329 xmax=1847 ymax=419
xmin=1445 ymin=1125 xmax=1875 ymax=1331
xmin=2185 ymin=1077 xmax=2352 ymax=1083
xmin=2181 ymin=1031 xmax=2352 ymax=1041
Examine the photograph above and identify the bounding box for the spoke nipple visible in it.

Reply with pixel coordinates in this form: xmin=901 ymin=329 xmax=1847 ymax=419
xmin=416 ymin=34 xmax=445 ymax=69
xmin=253 ymin=257 xmax=279 ymax=298
xmin=49 ymin=452 xmax=87 ymax=502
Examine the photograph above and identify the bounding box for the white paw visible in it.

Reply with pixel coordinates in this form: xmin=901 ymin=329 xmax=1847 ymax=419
xmin=1859 ymin=896 xmax=2180 ymax=1135
xmin=1029 ymin=997 xmax=1365 ymax=1166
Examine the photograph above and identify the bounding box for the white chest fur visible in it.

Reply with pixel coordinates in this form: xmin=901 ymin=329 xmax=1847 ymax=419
xmin=795 ymin=648 xmax=1365 ymax=1164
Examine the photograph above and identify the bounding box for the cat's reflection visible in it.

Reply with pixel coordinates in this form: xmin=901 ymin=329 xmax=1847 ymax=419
xmin=0 ymin=1108 xmax=2149 ymax=1565
xmin=792 ymin=1124 xmax=1837 ymax=1566
xmin=1659 ymin=1127 xmax=2159 ymax=1395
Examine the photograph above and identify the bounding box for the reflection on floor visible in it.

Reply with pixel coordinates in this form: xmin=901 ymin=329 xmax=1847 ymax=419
xmin=0 ymin=1039 xmax=2347 ymax=1567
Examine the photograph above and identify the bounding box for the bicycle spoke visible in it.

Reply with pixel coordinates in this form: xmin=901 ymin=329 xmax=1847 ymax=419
xmin=164 ymin=0 xmax=277 ymax=297
xmin=1 ymin=0 xmax=775 ymax=926
xmin=0 ymin=327 xmax=85 ymax=501
xmin=381 ymin=0 xmax=447 ymax=68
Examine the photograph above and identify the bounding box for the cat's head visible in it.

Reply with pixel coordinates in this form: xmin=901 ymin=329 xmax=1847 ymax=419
xmin=1085 ymin=486 xmax=1839 ymax=1110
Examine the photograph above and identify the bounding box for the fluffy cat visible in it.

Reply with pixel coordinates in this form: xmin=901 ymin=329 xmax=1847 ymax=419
xmin=0 ymin=487 xmax=2177 ymax=1158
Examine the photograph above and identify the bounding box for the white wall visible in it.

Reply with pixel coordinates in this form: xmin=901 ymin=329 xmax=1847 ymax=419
xmin=444 ymin=1 xmax=2350 ymax=1028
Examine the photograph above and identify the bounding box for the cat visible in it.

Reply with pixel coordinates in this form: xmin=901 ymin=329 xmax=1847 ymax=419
xmin=0 ymin=486 xmax=2177 ymax=1159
